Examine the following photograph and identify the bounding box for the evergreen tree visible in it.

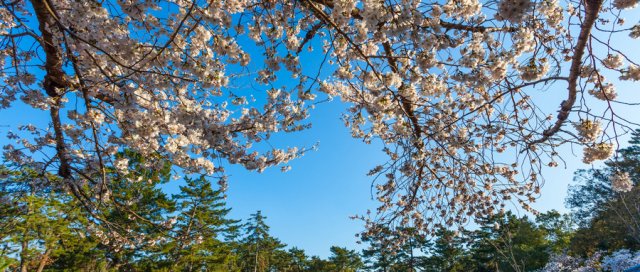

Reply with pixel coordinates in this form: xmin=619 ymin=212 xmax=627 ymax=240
xmin=269 ymin=248 xmax=300 ymax=271
xmin=164 ymin=175 xmax=240 ymax=271
xmin=566 ymin=129 xmax=640 ymax=256
xmin=238 ymin=210 xmax=287 ymax=272
xmin=286 ymin=247 xmax=310 ymax=272
xmin=566 ymin=130 xmax=640 ymax=227
xmin=467 ymin=222 xmax=501 ymax=272
xmin=420 ymin=229 xmax=470 ymax=272
xmin=306 ymin=256 xmax=332 ymax=271
xmin=361 ymin=227 xmax=426 ymax=271
xmin=566 ymin=168 xmax=615 ymax=228
xmin=301 ymin=247 xmax=364 ymax=272
xmin=468 ymin=212 xmax=549 ymax=272
xmin=0 ymin=167 xmax=103 ymax=272
xmin=97 ymin=150 xmax=177 ymax=270
xmin=535 ymin=210 xmax=574 ymax=254
xmin=327 ymin=246 xmax=364 ymax=272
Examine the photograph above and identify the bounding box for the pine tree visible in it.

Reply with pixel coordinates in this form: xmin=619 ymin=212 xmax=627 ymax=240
xmin=0 ymin=167 xmax=103 ymax=272
xmin=468 ymin=212 xmax=549 ymax=272
xmin=237 ymin=210 xmax=286 ymax=272
xmin=421 ymin=229 xmax=471 ymax=272
xmin=566 ymin=129 xmax=640 ymax=255
xmin=327 ymin=246 xmax=364 ymax=272
xmin=286 ymin=247 xmax=310 ymax=271
xmin=166 ymin=175 xmax=240 ymax=271
xmin=307 ymin=256 xmax=332 ymax=271
xmin=535 ymin=210 xmax=574 ymax=254
xmin=361 ymin=227 xmax=426 ymax=271
xmin=97 ymin=150 xmax=177 ymax=270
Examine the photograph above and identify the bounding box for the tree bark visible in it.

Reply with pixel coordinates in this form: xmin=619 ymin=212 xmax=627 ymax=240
xmin=30 ymin=0 xmax=71 ymax=178
xmin=530 ymin=0 xmax=603 ymax=145
xmin=19 ymin=239 xmax=28 ymax=272
xmin=36 ymin=249 xmax=51 ymax=272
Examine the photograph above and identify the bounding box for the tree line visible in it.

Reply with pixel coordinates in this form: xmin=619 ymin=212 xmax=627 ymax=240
xmin=2 ymin=130 xmax=640 ymax=271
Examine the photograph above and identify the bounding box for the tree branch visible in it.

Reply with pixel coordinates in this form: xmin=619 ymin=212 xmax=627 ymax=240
xmin=528 ymin=0 xmax=603 ymax=146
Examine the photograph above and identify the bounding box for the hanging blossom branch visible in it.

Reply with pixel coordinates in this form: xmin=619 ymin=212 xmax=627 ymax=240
xmin=529 ymin=0 xmax=604 ymax=146
xmin=1 ymin=0 xmax=321 ymax=246
xmin=294 ymin=0 xmax=640 ymax=248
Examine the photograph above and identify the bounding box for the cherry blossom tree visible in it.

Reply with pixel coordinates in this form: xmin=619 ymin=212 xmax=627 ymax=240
xmin=2 ymin=0 xmax=640 ymax=247
xmin=541 ymin=250 xmax=640 ymax=271
xmin=1 ymin=0 xmax=314 ymax=235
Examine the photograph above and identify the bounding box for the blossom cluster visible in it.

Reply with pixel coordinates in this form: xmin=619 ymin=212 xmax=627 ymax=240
xmin=610 ymin=172 xmax=634 ymax=193
xmin=0 ymin=0 xmax=318 ymax=247
xmin=588 ymin=83 xmax=618 ymax=100
xmin=602 ymin=54 xmax=624 ymax=69
xmin=539 ymin=252 xmax=601 ymax=272
xmin=573 ymin=120 xmax=602 ymax=143
xmin=583 ymin=143 xmax=615 ymax=164
xmin=2 ymin=0 xmax=313 ymax=180
xmin=495 ymin=0 xmax=532 ymax=23
xmin=630 ymin=25 xmax=640 ymax=38
xmin=601 ymin=249 xmax=640 ymax=271
xmin=613 ymin=0 xmax=640 ymax=9
xmin=541 ymin=250 xmax=640 ymax=272
xmin=621 ymin=65 xmax=640 ymax=81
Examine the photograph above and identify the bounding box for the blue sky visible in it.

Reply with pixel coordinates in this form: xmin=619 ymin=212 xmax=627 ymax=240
xmin=2 ymin=2 xmax=640 ymax=260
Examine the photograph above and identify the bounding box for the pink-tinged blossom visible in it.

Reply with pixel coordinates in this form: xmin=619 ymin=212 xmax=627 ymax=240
xmin=583 ymin=143 xmax=614 ymax=164
xmin=621 ymin=65 xmax=640 ymax=81
xmin=630 ymin=25 xmax=640 ymax=38
xmin=495 ymin=0 xmax=532 ymax=23
xmin=588 ymin=83 xmax=618 ymax=100
xmin=573 ymin=120 xmax=602 ymax=142
xmin=602 ymin=54 xmax=624 ymax=69
xmin=613 ymin=0 xmax=639 ymax=9
xmin=610 ymin=172 xmax=634 ymax=193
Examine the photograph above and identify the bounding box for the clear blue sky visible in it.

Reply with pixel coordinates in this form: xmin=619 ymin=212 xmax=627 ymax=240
xmin=1 ymin=5 xmax=639 ymax=260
